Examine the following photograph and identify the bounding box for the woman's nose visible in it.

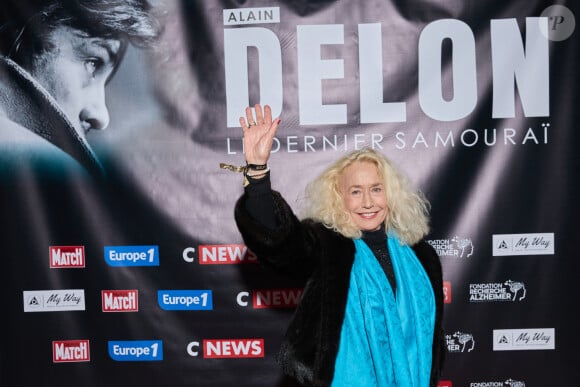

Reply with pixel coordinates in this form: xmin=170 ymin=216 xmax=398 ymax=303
xmin=362 ymin=191 xmax=373 ymax=208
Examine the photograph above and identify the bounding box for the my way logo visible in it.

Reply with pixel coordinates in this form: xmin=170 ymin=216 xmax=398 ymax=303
xmin=446 ymin=331 xmax=475 ymax=353
xmin=50 ymin=246 xmax=85 ymax=268
xmin=427 ymin=236 xmax=474 ymax=258
xmin=102 ymin=290 xmax=138 ymax=312
xmin=104 ymin=245 xmax=159 ymax=267
xmin=53 ymin=339 xmax=90 ymax=363
xmin=23 ymin=289 xmax=85 ymax=312
xmin=493 ymin=328 xmax=555 ymax=351
xmin=158 ymin=290 xmax=213 ymax=311
xmin=469 ymin=280 xmax=526 ymax=302
xmin=108 ymin=340 xmax=163 ymax=361
xmin=492 ymin=233 xmax=554 ymax=256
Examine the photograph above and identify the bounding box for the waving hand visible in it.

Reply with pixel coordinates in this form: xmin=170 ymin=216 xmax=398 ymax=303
xmin=239 ymin=104 xmax=281 ymax=165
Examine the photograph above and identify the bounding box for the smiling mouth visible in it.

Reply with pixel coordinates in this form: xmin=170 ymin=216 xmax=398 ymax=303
xmin=358 ymin=212 xmax=379 ymax=219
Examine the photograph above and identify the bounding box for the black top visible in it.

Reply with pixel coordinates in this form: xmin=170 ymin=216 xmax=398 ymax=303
xmin=362 ymin=225 xmax=397 ymax=295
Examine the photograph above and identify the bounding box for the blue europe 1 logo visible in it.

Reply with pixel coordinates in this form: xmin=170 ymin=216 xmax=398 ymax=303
xmin=158 ymin=290 xmax=213 ymax=311
xmin=104 ymin=245 xmax=159 ymax=267
xmin=108 ymin=340 xmax=163 ymax=361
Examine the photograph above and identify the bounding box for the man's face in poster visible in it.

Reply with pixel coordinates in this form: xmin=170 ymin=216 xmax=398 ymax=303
xmin=28 ymin=25 xmax=122 ymax=139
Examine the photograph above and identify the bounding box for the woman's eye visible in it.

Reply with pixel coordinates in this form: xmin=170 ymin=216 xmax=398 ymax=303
xmin=372 ymin=187 xmax=382 ymax=193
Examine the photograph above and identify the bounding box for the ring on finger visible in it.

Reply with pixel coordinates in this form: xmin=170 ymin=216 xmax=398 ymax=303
xmin=248 ymin=121 xmax=256 ymax=126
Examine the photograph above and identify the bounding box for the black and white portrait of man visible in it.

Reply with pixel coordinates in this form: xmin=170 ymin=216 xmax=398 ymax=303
xmin=0 ymin=0 xmax=159 ymax=178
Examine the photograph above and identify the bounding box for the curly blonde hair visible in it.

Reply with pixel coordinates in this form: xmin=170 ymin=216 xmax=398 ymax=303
xmin=301 ymin=148 xmax=430 ymax=245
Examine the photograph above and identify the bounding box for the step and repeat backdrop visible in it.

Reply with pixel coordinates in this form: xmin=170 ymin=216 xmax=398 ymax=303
xmin=1 ymin=1 xmax=578 ymax=386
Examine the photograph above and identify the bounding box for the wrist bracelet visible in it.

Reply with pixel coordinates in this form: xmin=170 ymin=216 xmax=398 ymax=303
xmin=219 ymin=162 xmax=269 ymax=187
xmin=246 ymin=163 xmax=268 ymax=171
xmin=245 ymin=167 xmax=270 ymax=177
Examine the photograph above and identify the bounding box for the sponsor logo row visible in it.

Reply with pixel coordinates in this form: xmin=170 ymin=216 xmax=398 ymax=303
xmin=439 ymin=380 xmax=527 ymax=387
xmin=428 ymin=232 xmax=554 ymax=259
xmin=51 ymin=327 xmax=556 ymax=365
xmin=24 ymin=278 xmax=532 ymax=313
xmin=48 ymin=232 xmax=556 ymax=270
xmin=445 ymin=328 xmax=555 ymax=353
xmin=52 ymin=338 xmax=265 ymax=363
xmin=50 ymin=244 xmax=260 ymax=268
xmin=23 ymin=289 xmax=303 ymax=312
xmin=25 ymin=277 xmax=529 ymax=314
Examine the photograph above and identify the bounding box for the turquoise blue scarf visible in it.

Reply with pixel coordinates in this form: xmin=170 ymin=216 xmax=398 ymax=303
xmin=331 ymin=235 xmax=435 ymax=387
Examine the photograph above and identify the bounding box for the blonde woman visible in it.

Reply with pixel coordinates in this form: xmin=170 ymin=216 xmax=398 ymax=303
xmin=234 ymin=104 xmax=444 ymax=387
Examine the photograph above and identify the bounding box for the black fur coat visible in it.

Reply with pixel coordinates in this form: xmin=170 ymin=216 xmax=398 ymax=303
xmin=235 ymin=190 xmax=445 ymax=387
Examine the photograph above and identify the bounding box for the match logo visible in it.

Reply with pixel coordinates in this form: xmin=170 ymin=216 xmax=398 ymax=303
xmin=102 ymin=290 xmax=139 ymax=312
xmin=50 ymin=246 xmax=85 ymax=268
xmin=53 ymin=339 xmax=90 ymax=363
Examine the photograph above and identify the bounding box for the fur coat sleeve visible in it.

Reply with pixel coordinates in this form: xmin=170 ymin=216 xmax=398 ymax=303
xmin=235 ymin=190 xmax=355 ymax=386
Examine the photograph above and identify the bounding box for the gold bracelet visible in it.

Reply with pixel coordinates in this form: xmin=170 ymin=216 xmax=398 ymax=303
xmin=219 ymin=163 xmax=246 ymax=173
xmin=219 ymin=163 xmax=269 ymax=187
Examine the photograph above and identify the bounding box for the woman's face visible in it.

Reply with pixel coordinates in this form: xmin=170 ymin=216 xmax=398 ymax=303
xmin=339 ymin=160 xmax=388 ymax=232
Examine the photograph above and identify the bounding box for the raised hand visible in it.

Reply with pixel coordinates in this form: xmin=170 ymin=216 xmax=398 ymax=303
xmin=239 ymin=104 xmax=281 ymax=165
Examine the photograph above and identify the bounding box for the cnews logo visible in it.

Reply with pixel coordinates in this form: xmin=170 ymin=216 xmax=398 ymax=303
xmin=50 ymin=246 xmax=85 ymax=268
xmin=158 ymin=290 xmax=213 ymax=310
xmin=53 ymin=340 xmax=90 ymax=363
xmin=104 ymin=245 xmax=159 ymax=267
xmin=187 ymin=339 xmax=265 ymax=358
xmin=102 ymin=290 xmax=138 ymax=312
xmin=108 ymin=340 xmax=163 ymax=361
xmin=237 ymin=288 xmax=303 ymax=308
xmin=197 ymin=244 xmax=257 ymax=265
xmin=23 ymin=289 xmax=85 ymax=312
